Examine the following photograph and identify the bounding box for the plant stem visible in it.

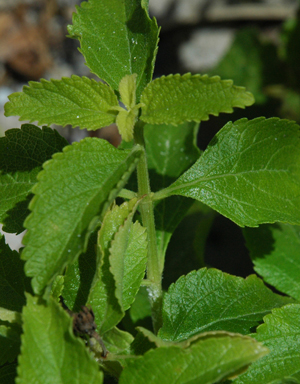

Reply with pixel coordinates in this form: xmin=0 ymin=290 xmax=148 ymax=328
xmin=134 ymin=121 xmax=163 ymax=333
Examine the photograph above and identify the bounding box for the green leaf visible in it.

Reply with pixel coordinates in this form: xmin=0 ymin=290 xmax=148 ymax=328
xmin=102 ymin=327 xmax=134 ymax=355
xmin=16 ymin=294 xmax=103 ymax=384
xmin=129 ymin=286 xmax=151 ymax=323
xmin=0 ymin=321 xmax=21 ymax=365
xmin=140 ymin=74 xmax=254 ymax=125
xmin=5 ymin=76 xmax=118 ymax=130
xmin=234 ymin=304 xmax=300 ymax=384
xmin=244 ymin=223 xmax=300 ymax=300
xmin=62 ymin=231 xmax=98 ymax=312
xmin=68 ymin=0 xmax=159 ymax=100
xmin=145 ymin=121 xmax=200 ymax=271
xmin=0 ymin=124 xmax=68 ymax=234
xmin=163 ymin=203 xmax=215 ymax=288
xmin=158 ymin=117 xmax=300 ymax=227
xmin=120 ymin=334 xmax=268 ymax=384
xmin=88 ymin=199 xmax=138 ymax=333
xmin=0 ymin=236 xmax=32 ymax=312
xmin=22 ymin=138 xmax=142 ymax=294
xmin=109 ymin=201 xmax=147 ymax=312
xmin=0 ymin=363 xmax=17 ymax=384
xmin=159 ymin=268 xmax=292 ymax=342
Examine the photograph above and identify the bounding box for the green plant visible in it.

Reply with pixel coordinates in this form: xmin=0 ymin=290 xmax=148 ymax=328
xmin=1 ymin=1 xmax=300 ymax=383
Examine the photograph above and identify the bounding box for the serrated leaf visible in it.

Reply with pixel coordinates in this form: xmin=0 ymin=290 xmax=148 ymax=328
xmin=16 ymin=294 xmax=103 ymax=384
xmin=234 ymin=304 xmax=300 ymax=384
xmin=158 ymin=117 xmax=300 ymax=227
xmin=68 ymin=0 xmax=159 ymax=100
xmin=0 ymin=322 xmax=21 ymax=365
xmin=159 ymin=268 xmax=292 ymax=342
xmin=22 ymin=138 xmax=142 ymax=294
xmin=140 ymin=73 xmax=254 ymax=125
xmin=244 ymin=223 xmax=300 ymax=300
xmin=0 ymin=124 xmax=68 ymax=234
xmin=88 ymin=200 xmax=138 ymax=333
xmin=50 ymin=275 xmax=64 ymax=301
xmin=5 ymin=76 xmax=118 ymax=130
xmin=120 ymin=334 xmax=268 ymax=384
xmin=0 ymin=363 xmax=17 ymax=384
xmin=62 ymin=231 xmax=98 ymax=312
xmin=109 ymin=202 xmax=147 ymax=311
xmin=0 ymin=236 xmax=32 ymax=312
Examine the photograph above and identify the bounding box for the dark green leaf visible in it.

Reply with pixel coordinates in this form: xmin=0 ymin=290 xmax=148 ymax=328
xmin=244 ymin=223 xmax=300 ymax=300
xmin=0 ymin=236 xmax=32 ymax=312
xmin=0 ymin=124 xmax=68 ymax=234
xmin=68 ymin=0 xmax=159 ymax=100
xmin=120 ymin=334 xmax=268 ymax=384
xmin=159 ymin=268 xmax=292 ymax=342
xmin=158 ymin=118 xmax=300 ymax=227
xmin=234 ymin=304 xmax=300 ymax=384
xmin=0 ymin=363 xmax=17 ymax=384
xmin=0 ymin=322 xmax=21 ymax=365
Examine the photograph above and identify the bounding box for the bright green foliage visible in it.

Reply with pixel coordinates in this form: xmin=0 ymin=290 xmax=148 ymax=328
xmin=16 ymin=294 xmax=103 ymax=384
xmin=2 ymin=0 xmax=300 ymax=382
xmin=140 ymin=73 xmax=255 ymax=125
xmin=5 ymin=76 xmax=118 ymax=130
xmin=88 ymin=200 xmax=138 ymax=333
xmin=244 ymin=223 xmax=300 ymax=300
xmin=234 ymin=304 xmax=300 ymax=383
xmin=159 ymin=268 xmax=292 ymax=342
xmin=68 ymin=0 xmax=159 ymax=100
xmin=109 ymin=201 xmax=148 ymax=311
xmin=0 ymin=236 xmax=32 ymax=312
xmin=0 ymin=124 xmax=67 ymax=233
xmin=22 ymin=139 xmax=142 ymax=294
xmin=102 ymin=327 xmax=134 ymax=354
xmin=120 ymin=335 xmax=268 ymax=384
xmin=158 ymin=117 xmax=300 ymax=227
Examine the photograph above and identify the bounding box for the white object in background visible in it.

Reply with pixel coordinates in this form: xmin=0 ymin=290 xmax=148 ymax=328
xmin=0 ymin=224 xmax=25 ymax=252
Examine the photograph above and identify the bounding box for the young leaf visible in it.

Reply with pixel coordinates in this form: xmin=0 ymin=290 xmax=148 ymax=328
xmin=109 ymin=202 xmax=147 ymax=312
xmin=0 ymin=322 xmax=21 ymax=365
xmin=68 ymin=0 xmax=159 ymax=100
xmin=16 ymin=294 xmax=103 ymax=384
xmin=159 ymin=268 xmax=292 ymax=342
xmin=157 ymin=117 xmax=300 ymax=227
xmin=22 ymin=138 xmax=142 ymax=294
xmin=5 ymin=76 xmax=118 ymax=130
xmin=234 ymin=304 xmax=300 ymax=384
xmin=88 ymin=199 xmax=138 ymax=333
xmin=0 ymin=124 xmax=68 ymax=234
xmin=102 ymin=327 xmax=134 ymax=355
xmin=120 ymin=334 xmax=268 ymax=384
xmin=244 ymin=223 xmax=300 ymax=300
xmin=0 ymin=236 xmax=32 ymax=312
xmin=140 ymin=73 xmax=254 ymax=125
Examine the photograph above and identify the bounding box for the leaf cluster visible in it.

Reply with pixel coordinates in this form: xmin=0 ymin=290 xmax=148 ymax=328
xmin=1 ymin=1 xmax=300 ymax=383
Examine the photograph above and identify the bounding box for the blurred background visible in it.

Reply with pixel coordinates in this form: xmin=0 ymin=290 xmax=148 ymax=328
xmin=1 ymin=0 xmax=300 ymax=279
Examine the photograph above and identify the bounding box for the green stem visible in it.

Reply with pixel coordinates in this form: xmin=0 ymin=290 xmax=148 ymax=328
xmin=134 ymin=121 xmax=163 ymax=333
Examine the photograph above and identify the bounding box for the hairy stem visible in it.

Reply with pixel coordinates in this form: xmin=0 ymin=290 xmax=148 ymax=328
xmin=134 ymin=121 xmax=163 ymax=333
